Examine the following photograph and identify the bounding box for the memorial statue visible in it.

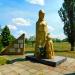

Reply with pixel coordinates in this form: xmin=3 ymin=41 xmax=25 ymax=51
xmin=45 ymin=33 xmax=55 ymax=59
xmin=35 ymin=9 xmax=55 ymax=59
xmin=35 ymin=9 xmax=48 ymax=58
xmin=26 ymin=9 xmax=66 ymax=67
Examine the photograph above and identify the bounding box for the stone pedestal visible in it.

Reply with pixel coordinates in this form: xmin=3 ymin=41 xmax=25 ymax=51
xmin=26 ymin=55 xmax=67 ymax=67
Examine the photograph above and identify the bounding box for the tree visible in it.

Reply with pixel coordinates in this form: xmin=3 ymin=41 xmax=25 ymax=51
xmin=0 ymin=35 xmax=3 ymax=52
xmin=0 ymin=41 xmax=3 ymax=52
xmin=9 ymin=35 xmax=15 ymax=43
xmin=58 ymin=0 xmax=75 ymax=51
xmin=1 ymin=26 xmax=11 ymax=47
xmin=52 ymin=38 xmax=62 ymax=42
xmin=0 ymin=26 xmax=3 ymax=51
xmin=0 ymin=26 xmax=2 ymax=42
xmin=29 ymin=36 xmax=35 ymax=46
xmin=0 ymin=26 xmax=2 ymax=35
xmin=62 ymin=38 xmax=68 ymax=42
xmin=25 ymin=38 xmax=28 ymax=44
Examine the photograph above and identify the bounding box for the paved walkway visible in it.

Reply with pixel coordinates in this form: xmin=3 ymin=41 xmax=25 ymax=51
xmin=0 ymin=57 xmax=75 ymax=75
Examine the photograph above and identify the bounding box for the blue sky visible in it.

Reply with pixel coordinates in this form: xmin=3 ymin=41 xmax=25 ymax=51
xmin=0 ymin=0 xmax=66 ymax=39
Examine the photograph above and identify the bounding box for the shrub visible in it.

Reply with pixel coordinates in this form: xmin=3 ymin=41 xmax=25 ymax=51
xmin=0 ymin=43 xmax=3 ymax=53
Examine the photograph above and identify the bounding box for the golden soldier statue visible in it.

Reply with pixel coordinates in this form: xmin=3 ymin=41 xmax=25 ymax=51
xmin=35 ymin=9 xmax=55 ymax=59
xmin=35 ymin=9 xmax=48 ymax=58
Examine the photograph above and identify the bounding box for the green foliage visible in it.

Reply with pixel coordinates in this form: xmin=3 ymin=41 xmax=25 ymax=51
xmin=62 ymin=38 xmax=68 ymax=42
xmin=9 ymin=35 xmax=15 ymax=44
xmin=1 ymin=26 xmax=13 ymax=47
xmin=58 ymin=0 xmax=75 ymax=51
xmin=25 ymin=38 xmax=29 ymax=44
xmin=0 ymin=26 xmax=2 ymax=35
xmin=52 ymin=38 xmax=62 ymax=42
xmin=0 ymin=26 xmax=15 ymax=51
xmin=29 ymin=36 xmax=35 ymax=42
xmin=0 ymin=43 xmax=3 ymax=52
xmin=25 ymin=36 xmax=35 ymax=46
xmin=0 ymin=35 xmax=3 ymax=52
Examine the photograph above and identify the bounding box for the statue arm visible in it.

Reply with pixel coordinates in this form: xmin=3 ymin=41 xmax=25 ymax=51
xmin=50 ymin=41 xmax=54 ymax=51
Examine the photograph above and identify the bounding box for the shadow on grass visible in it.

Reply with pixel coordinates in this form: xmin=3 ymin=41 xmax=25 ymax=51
xmin=25 ymin=51 xmax=34 ymax=53
xmin=55 ymin=50 xmax=69 ymax=52
xmin=7 ymin=58 xmax=27 ymax=64
xmin=25 ymin=50 xmax=69 ymax=53
xmin=65 ymin=73 xmax=75 ymax=75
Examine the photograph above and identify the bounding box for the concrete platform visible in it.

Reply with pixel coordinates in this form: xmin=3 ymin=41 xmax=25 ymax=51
xmin=26 ymin=55 xmax=67 ymax=67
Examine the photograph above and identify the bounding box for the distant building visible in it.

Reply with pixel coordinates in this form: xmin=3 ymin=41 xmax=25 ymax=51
xmin=1 ymin=34 xmax=25 ymax=55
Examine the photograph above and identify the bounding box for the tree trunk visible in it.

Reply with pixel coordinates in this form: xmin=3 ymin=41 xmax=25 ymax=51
xmin=71 ymin=42 xmax=75 ymax=51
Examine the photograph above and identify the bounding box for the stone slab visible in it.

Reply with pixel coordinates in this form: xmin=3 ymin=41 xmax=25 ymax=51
xmin=26 ymin=56 xmax=67 ymax=67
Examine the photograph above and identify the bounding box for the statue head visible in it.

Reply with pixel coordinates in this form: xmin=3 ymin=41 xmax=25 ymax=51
xmin=46 ymin=33 xmax=52 ymax=41
xmin=39 ymin=9 xmax=45 ymax=21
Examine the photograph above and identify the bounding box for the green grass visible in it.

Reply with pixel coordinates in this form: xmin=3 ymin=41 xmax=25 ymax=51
xmin=0 ymin=56 xmax=8 ymax=65
xmin=54 ymin=42 xmax=70 ymax=51
xmin=0 ymin=55 xmax=25 ymax=65
xmin=55 ymin=51 xmax=75 ymax=58
xmin=25 ymin=42 xmax=75 ymax=58
xmin=0 ymin=42 xmax=75 ymax=65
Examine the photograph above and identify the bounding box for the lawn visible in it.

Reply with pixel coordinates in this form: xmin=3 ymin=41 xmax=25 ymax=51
xmin=0 ymin=56 xmax=8 ymax=65
xmin=0 ymin=55 xmax=25 ymax=65
xmin=25 ymin=42 xmax=75 ymax=58
xmin=0 ymin=42 xmax=75 ymax=65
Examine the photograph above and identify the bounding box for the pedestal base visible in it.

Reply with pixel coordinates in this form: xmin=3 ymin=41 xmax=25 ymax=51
xmin=26 ymin=55 xmax=67 ymax=67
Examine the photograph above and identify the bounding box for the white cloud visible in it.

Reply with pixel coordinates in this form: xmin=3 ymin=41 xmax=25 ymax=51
xmin=26 ymin=0 xmax=45 ymax=6
xmin=16 ymin=30 xmax=30 ymax=38
xmin=52 ymin=34 xmax=66 ymax=40
xmin=12 ymin=18 xmax=31 ymax=26
xmin=19 ymin=30 xmax=26 ymax=35
xmin=1 ymin=25 xmax=5 ymax=29
xmin=58 ymin=34 xmax=66 ymax=40
xmin=48 ymin=25 xmax=55 ymax=32
xmin=1 ymin=24 xmax=17 ymax=30
xmin=7 ymin=24 xmax=17 ymax=30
